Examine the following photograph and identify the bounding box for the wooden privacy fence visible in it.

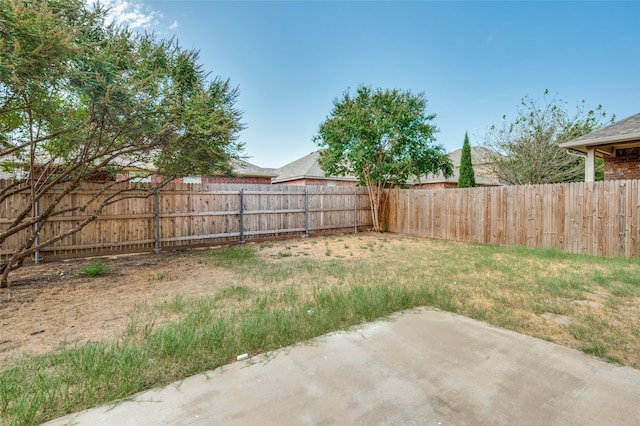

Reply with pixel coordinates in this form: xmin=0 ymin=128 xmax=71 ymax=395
xmin=386 ymin=180 xmax=640 ymax=258
xmin=0 ymin=182 xmax=373 ymax=261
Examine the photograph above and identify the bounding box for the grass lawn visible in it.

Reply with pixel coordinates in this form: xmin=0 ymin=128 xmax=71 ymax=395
xmin=2 ymin=233 xmax=640 ymax=425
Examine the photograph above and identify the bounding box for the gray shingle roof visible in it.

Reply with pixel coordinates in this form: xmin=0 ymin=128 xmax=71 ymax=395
xmin=116 ymin=157 xmax=277 ymax=177
xmin=232 ymin=159 xmax=278 ymax=178
xmin=414 ymin=169 xmax=501 ymax=187
xmin=447 ymin=146 xmax=496 ymax=167
xmin=559 ymin=112 xmax=640 ymax=149
xmin=413 ymin=146 xmax=502 ymax=186
xmin=272 ymin=150 xmax=357 ymax=183
xmin=273 ymin=147 xmax=503 ymax=186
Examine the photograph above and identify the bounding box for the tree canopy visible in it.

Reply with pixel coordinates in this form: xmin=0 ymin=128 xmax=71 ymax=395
xmin=314 ymin=85 xmax=452 ymax=231
xmin=0 ymin=0 xmax=245 ymax=286
xmin=482 ymin=91 xmax=612 ymax=185
xmin=457 ymin=132 xmax=476 ymax=188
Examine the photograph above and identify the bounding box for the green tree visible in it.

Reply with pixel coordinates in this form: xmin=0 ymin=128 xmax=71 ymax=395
xmin=482 ymin=91 xmax=612 ymax=185
xmin=0 ymin=0 xmax=244 ymax=287
xmin=314 ymin=85 xmax=452 ymax=231
xmin=457 ymin=132 xmax=476 ymax=188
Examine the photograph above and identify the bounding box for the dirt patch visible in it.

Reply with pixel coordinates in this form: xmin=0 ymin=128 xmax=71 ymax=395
xmin=0 ymin=233 xmax=391 ymax=365
xmin=1 ymin=250 xmax=214 ymax=364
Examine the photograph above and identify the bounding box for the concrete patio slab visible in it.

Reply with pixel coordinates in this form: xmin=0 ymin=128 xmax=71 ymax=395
xmin=44 ymin=309 xmax=640 ymax=425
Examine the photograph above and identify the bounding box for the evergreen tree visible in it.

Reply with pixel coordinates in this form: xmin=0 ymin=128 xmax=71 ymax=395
xmin=458 ymin=132 xmax=476 ymax=188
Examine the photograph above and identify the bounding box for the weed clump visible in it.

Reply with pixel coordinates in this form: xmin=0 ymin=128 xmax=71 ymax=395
xmin=78 ymin=260 xmax=111 ymax=277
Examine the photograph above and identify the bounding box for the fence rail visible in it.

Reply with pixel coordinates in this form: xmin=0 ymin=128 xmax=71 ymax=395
xmin=385 ymin=180 xmax=640 ymax=258
xmin=4 ymin=179 xmax=637 ymax=262
xmin=0 ymin=182 xmax=373 ymax=260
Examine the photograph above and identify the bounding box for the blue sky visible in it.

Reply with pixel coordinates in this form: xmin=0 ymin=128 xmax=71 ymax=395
xmin=99 ymin=0 xmax=640 ymax=168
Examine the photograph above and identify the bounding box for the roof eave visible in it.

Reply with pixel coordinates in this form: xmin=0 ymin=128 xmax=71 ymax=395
xmin=272 ymin=175 xmax=357 ymax=183
xmin=236 ymin=172 xmax=279 ymax=178
xmin=559 ymin=135 xmax=640 ymax=149
xmin=560 ymin=138 xmax=640 ymax=158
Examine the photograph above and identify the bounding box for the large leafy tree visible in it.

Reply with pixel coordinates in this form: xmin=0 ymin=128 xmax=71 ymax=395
xmin=314 ymin=86 xmax=452 ymax=231
xmin=0 ymin=0 xmax=244 ymax=287
xmin=482 ymin=91 xmax=612 ymax=185
xmin=457 ymin=132 xmax=476 ymax=188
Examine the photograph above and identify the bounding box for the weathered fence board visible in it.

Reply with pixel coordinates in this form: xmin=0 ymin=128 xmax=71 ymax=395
xmin=5 ymin=178 xmax=638 ymax=261
xmin=0 ymin=182 xmax=372 ymax=260
xmin=385 ymin=180 xmax=640 ymax=258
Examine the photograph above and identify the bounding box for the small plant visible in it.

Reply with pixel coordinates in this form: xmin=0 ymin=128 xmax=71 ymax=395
xmin=324 ymin=241 xmax=332 ymax=257
xmin=215 ymin=285 xmax=256 ymax=302
xmin=169 ymin=294 xmax=185 ymax=313
xmin=580 ymin=342 xmax=608 ymax=357
xmin=148 ymin=272 xmax=171 ymax=282
xmin=207 ymin=246 xmax=257 ymax=268
xmin=278 ymin=252 xmax=292 ymax=258
xmin=78 ymin=260 xmax=111 ymax=277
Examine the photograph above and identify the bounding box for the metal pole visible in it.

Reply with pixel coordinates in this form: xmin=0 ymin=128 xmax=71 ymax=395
xmin=305 ymin=188 xmax=309 ymax=238
xmin=354 ymin=188 xmax=358 ymax=234
xmin=240 ymin=188 xmax=245 ymax=245
xmin=34 ymin=199 xmax=41 ymax=264
xmin=153 ymin=189 xmax=161 ymax=254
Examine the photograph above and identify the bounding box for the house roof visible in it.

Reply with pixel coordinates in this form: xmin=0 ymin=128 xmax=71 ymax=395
xmin=272 ymin=150 xmax=357 ymax=183
xmin=415 ymin=169 xmax=501 ymax=187
xmin=447 ymin=146 xmax=495 ymax=167
xmin=558 ymin=112 xmax=640 ymax=157
xmin=414 ymin=146 xmax=502 ymax=187
xmin=232 ymin=159 xmax=278 ymax=178
xmin=123 ymin=157 xmax=278 ymax=178
xmin=273 ymin=147 xmax=503 ymax=186
xmin=1 ymin=153 xmax=277 ymax=179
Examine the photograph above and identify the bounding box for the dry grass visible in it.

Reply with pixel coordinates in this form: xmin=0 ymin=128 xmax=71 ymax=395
xmin=2 ymin=232 xmax=640 ymax=425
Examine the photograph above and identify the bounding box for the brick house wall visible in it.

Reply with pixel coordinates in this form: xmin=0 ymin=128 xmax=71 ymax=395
xmin=115 ymin=171 xmax=272 ymax=185
xmin=604 ymin=148 xmax=640 ymax=180
xmin=202 ymin=176 xmax=272 ymax=185
xmin=273 ymin=178 xmax=356 ymax=187
xmin=412 ymin=182 xmax=458 ymax=190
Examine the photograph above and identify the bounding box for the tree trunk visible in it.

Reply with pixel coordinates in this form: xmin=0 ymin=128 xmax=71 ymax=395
xmin=366 ymin=181 xmax=387 ymax=232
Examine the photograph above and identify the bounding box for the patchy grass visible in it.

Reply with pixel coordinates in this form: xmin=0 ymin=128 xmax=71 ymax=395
xmin=2 ymin=234 xmax=640 ymax=425
xmin=76 ymin=260 xmax=111 ymax=277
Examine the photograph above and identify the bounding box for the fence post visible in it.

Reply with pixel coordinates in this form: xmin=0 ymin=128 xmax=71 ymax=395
xmin=305 ymin=188 xmax=309 ymax=238
xmin=240 ymin=188 xmax=245 ymax=245
xmin=354 ymin=188 xmax=358 ymax=234
xmin=33 ymin=199 xmax=41 ymax=264
xmin=153 ymin=189 xmax=161 ymax=254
